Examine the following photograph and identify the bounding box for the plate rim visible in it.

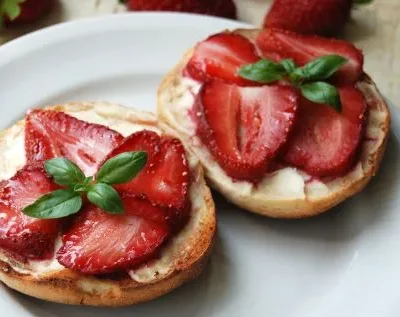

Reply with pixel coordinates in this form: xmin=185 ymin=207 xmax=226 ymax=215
xmin=0 ymin=11 xmax=399 ymax=317
xmin=0 ymin=12 xmax=252 ymax=66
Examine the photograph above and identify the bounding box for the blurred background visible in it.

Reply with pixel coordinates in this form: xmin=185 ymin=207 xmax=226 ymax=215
xmin=0 ymin=0 xmax=398 ymax=104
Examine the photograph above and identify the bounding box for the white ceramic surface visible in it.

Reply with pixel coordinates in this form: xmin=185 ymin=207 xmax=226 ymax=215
xmin=0 ymin=13 xmax=399 ymax=317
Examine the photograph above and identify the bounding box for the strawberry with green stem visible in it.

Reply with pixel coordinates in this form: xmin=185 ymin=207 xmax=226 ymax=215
xmin=263 ymin=0 xmax=373 ymax=36
xmin=0 ymin=0 xmax=54 ymax=27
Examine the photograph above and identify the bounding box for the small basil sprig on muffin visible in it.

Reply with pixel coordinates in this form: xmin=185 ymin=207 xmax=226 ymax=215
xmin=23 ymin=152 xmax=147 ymax=219
xmin=238 ymin=55 xmax=347 ymax=112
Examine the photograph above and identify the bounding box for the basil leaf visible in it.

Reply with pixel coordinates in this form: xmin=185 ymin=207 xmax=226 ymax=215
xmin=280 ymin=59 xmax=297 ymax=73
xmin=23 ymin=189 xmax=82 ymax=219
xmin=290 ymin=68 xmax=308 ymax=86
xmin=238 ymin=59 xmax=287 ymax=83
xmin=83 ymin=176 xmax=93 ymax=186
xmin=45 ymin=158 xmax=86 ymax=186
xmin=96 ymin=151 xmax=147 ymax=185
xmin=87 ymin=183 xmax=123 ymax=214
xmin=301 ymin=82 xmax=342 ymax=112
xmin=74 ymin=177 xmax=93 ymax=193
xmin=296 ymin=55 xmax=347 ymax=81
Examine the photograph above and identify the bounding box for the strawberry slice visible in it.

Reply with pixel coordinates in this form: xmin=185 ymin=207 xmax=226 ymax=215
xmin=0 ymin=164 xmax=59 ymax=260
xmin=194 ymin=81 xmax=298 ymax=181
xmin=186 ymin=33 xmax=260 ymax=85
xmin=25 ymin=109 xmax=124 ymax=176
xmin=102 ymin=131 xmax=190 ymax=210
xmin=283 ymin=86 xmax=367 ymax=177
xmin=56 ymin=197 xmax=169 ymax=274
xmin=256 ymin=28 xmax=363 ymax=84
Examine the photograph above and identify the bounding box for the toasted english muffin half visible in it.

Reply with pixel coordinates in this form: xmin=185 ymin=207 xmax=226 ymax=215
xmin=157 ymin=28 xmax=390 ymax=219
xmin=0 ymin=101 xmax=216 ymax=306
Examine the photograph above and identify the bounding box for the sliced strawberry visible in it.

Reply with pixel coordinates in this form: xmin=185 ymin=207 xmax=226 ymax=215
xmin=256 ymin=28 xmax=363 ymax=84
xmin=194 ymin=81 xmax=298 ymax=181
xmin=283 ymin=86 xmax=367 ymax=177
xmin=186 ymin=33 xmax=260 ymax=85
xmin=25 ymin=109 xmax=124 ymax=176
xmin=101 ymin=131 xmax=190 ymax=210
xmin=0 ymin=164 xmax=59 ymax=260
xmin=56 ymin=198 xmax=169 ymax=274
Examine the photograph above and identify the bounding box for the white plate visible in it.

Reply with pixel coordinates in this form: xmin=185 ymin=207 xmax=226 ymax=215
xmin=0 ymin=13 xmax=399 ymax=317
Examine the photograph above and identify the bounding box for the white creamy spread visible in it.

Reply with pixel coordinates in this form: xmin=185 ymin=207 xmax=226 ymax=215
xmin=0 ymin=237 xmax=64 ymax=277
xmin=0 ymin=103 xmax=205 ymax=280
xmin=0 ymin=125 xmax=25 ymax=180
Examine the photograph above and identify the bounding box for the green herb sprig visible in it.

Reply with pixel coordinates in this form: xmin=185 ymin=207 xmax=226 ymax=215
xmin=238 ymin=55 xmax=347 ymax=112
xmin=23 ymin=152 xmax=147 ymax=219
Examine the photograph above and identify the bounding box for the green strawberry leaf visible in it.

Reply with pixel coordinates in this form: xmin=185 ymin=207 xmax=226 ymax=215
xmin=0 ymin=0 xmax=25 ymax=22
xmin=300 ymin=82 xmax=342 ymax=112
xmin=238 ymin=59 xmax=287 ymax=83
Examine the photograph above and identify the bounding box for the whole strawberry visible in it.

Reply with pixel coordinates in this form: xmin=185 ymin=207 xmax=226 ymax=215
xmin=263 ymin=0 xmax=372 ymax=36
xmin=0 ymin=0 xmax=54 ymax=27
xmin=125 ymin=0 xmax=237 ymax=19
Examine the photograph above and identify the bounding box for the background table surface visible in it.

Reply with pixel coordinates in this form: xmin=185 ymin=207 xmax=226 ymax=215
xmin=1 ymin=0 xmax=398 ymax=105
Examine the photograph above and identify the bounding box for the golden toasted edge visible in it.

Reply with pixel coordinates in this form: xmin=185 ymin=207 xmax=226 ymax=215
xmin=0 ymin=102 xmax=216 ymax=306
xmin=157 ymin=28 xmax=391 ymax=219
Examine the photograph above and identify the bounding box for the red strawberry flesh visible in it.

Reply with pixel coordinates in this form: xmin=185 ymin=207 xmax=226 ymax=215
xmin=25 ymin=109 xmax=124 ymax=176
xmin=256 ymin=28 xmax=363 ymax=84
xmin=186 ymin=33 xmax=260 ymax=85
xmin=56 ymin=198 xmax=169 ymax=274
xmin=102 ymin=131 xmax=190 ymax=211
xmin=0 ymin=164 xmax=59 ymax=260
xmin=283 ymin=86 xmax=367 ymax=177
xmin=194 ymin=81 xmax=298 ymax=181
